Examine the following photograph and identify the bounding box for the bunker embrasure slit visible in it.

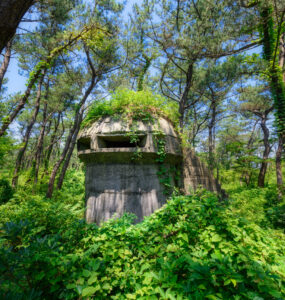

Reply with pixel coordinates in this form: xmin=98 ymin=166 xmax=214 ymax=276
xmin=98 ymin=135 xmax=146 ymax=148
xmin=77 ymin=137 xmax=91 ymax=151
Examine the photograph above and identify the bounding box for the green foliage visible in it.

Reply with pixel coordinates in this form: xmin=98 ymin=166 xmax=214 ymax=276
xmin=219 ymin=167 xmax=285 ymax=230
xmin=0 ymin=184 xmax=284 ymax=299
xmin=224 ymin=141 xmax=261 ymax=186
xmin=259 ymin=4 xmax=285 ymax=136
xmin=0 ymin=179 xmax=13 ymax=205
xmin=82 ymin=89 xmax=180 ymax=128
xmin=0 ymin=135 xmax=14 ymax=166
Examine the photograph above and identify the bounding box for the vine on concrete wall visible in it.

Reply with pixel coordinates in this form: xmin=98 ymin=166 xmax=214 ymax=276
xmin=153 ymin=130 xmax=181 ymax=196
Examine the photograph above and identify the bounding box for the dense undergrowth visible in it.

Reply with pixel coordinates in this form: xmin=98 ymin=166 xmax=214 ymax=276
xmin=0 ymin=170 xmax=285 ymax=299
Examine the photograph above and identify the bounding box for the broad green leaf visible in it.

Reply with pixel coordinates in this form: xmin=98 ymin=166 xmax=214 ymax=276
xmin=81 ymin=285 xmax=100 ymax=297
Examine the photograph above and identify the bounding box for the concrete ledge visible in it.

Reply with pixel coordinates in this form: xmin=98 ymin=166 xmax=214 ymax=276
xmin=78 ymin=149 xmax=182 ymax=164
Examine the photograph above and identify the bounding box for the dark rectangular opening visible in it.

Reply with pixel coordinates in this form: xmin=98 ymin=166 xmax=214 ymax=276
xmin=77 ymin=137 xmax=91 ymax=151
xmin=98 ymin=135 xmax=146 ymax=148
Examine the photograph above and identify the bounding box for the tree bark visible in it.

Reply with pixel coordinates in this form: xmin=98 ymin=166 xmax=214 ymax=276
xmin=56 ymin=110 xmax=84 ymax=190
xmin=46 ymin=112 xmax=79 ymax=198
xmin=276 ymin=135 xmax=284 ymax=199
xmin=0 ymin=40 xmax=12 ymax=91
xmin=258 ymin=114 xmax=271 ymax=187
xmin=0 ymin=0 xmax=34 ymax=53
xmin=275 ymin=33 xmax=285 ymax=196
xmin=179 ymin=63 xmax=193 ymax=130
xmin=46 ymin=46 xmax=97 ymax=198
xmin=279 ymin=33 xmax=285 ymax=83
xmin=12 ymin=72 xmax=45 ymax=187
xmin=34 ymin=102 xmax=49 ymax=184
xmin=44 ymin=113 xmax=62 ymax=172
xmin=208 ymin=100 xmax=216 ymax=171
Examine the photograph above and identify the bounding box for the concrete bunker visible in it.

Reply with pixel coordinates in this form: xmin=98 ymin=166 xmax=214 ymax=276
xmin=77 ymin=116 xmax=182 ymax=224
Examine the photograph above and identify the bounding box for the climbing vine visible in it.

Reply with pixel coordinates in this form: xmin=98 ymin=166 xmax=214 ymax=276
xmin=153 ymin=130 xmax=180 ymax=196
xmin=259 ymin=4 xmax=285 ymax=137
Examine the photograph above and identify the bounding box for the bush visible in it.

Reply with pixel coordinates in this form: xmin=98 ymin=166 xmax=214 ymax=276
xmin=0 ymin=178 xmax=13 ymax=204
xmin=0 ymin=191 xmax=284 ymax=299
xmin=82 ymin=89 xmax=180 ymax=128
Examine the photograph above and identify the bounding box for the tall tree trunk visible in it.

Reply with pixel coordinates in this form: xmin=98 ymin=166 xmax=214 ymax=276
xmin=34 ymin=102 xmax=48 ymax=184
xmin=0 ymin=40 xmax=12 ymax=90
xmin=261 ymin=7 xmax=285 ymax=194
xmin=0 ymin=0 xmax=34 ymax=53
xmin=46 ymin=46 xmax=97 ymax=198
xmin=276 ymin=32 xmax=285 ymax=196
xmin=12 ymin=72 xmax=45 ymax=187
xmin=242 ymin=119 xmax=259 ymax=186
xmin=137 ymin=54 xmax=152 ymax=91
xmin=276 ymin=135 xmax=283 ymax=199
xmin=44 ymin=113 xmax=61 ymax=172
xmin=179 ymin=63 xmax=193 ymax=130
xmin=46 ymin=113 xmax=80 ymax=198
xmin=208 ymin=100 xmax=216 ymax=171
xmin=280 ymin=33 xmax=285 ymax=83
xmin=57 ymin=110 xmax=84 ymax=190
xmin=258 ymin=114 xmax=271 ymax=187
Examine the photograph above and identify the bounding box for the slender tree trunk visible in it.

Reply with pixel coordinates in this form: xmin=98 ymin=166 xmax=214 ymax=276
xmin=46 ymin=113 xmax=79 ymax=197
xmin=34 ymin=102 xmax=48 ymax=184
xmin=57 ymin=110 xmax=84 ymax=190
xmin=275 ymin=33 xmax=285 ymax=196
xmin=242 ymin=119 xmax=259 ymax=185
xmin=44 ymin=113 xmax=61 ymax=172
xmin=208 ymin=100 xmax=216 ymax=171
xmin=0 ymin=40 xmax=12 ymax=91
xmin=137 ymin=54 xmax=152 ymax=91
xmin=276 ymin=135 xmax=284 ymax=199
xmin=179 ymin=63 xmax=193 ymax=130
xmin=258 ymin=115 xmax=271 ymax=187
xmin=280 ymin=33 xmax=285 ymax=83
xmin=46 ymin=46 xmax=97 ymax=198
xmin=12 ymin=72 xmax=45 ymax=187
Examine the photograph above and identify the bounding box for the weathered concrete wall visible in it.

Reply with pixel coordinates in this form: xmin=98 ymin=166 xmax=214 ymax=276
xmin=78 ymin=116 xmax=225 ymax=225
xmin=183 ymin=148 xmax=223 ymax=195
xmin=78 ymin=116 xmax=182 ymax=224
xmin=85 ymin=163 xmax=176 ymax=224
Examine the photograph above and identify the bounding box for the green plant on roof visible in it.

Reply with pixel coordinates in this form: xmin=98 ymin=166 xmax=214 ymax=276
xmin=82 ymin=89 xmax=180 ymax=128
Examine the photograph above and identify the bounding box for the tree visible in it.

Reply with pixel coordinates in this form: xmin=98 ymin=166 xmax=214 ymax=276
xmin=0 ymin=0 xmax=34 ymax=53
xmin=239 ymin=85 xmax=274 ymax=187
xmin=138 ymin=0 xmax=259 ymax=130
xmin=0 ymin=40 xmax=12 ymax=91
xmin=46 ymin=0 xmax=123 ymax=197
xmin=241 ymin=0 xmax=285 ymax=195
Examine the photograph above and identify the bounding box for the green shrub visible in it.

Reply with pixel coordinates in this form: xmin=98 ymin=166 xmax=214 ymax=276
xmin=0 ymin=178 xmax=13 ymax=204
xmin=0 ymin=191 xmax=284 ymax=299
xmin=82 ymin=89 xmax=180 ymax=128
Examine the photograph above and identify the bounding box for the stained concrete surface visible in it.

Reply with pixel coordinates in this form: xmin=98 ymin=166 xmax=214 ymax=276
xmin=78 ymin=116 xmax=182 ymax=224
